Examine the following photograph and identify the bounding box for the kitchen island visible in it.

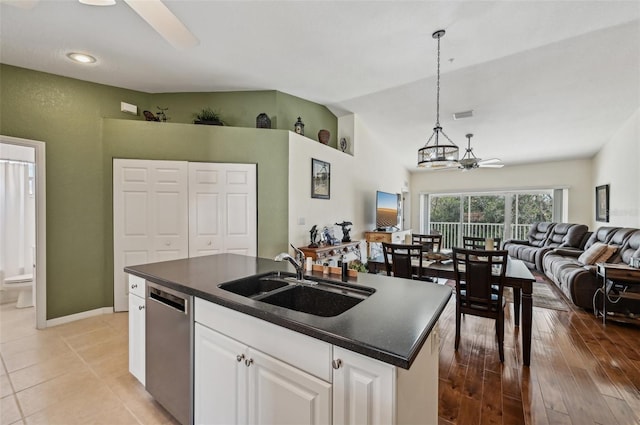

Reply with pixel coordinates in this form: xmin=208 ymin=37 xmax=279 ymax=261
xmin=125 ymin=253 xmax=451 ymax=425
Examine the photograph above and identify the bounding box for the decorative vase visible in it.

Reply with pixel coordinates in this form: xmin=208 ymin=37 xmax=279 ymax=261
xmin=294 ymin=117 xmax=305 ymax=135
xmin=256 ymin=113 xmax=271 ymax=128
xmin=339 ymin=137 xmax=348 ymax=152
xmin=318 ymin=129 xmax=330 ymax=145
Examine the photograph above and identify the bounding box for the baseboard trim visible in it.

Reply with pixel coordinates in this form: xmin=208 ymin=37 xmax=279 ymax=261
xmin=46 ymin=306 xmax=114 ymax=328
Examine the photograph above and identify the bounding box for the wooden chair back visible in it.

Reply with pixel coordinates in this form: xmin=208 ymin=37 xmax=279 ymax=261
xmin=452 ymin=247 xmax=508 ymax=361
xmin=462 ymin=236 xmax=502 ymax=250
xmin=381 ymin=243 xmax=424 ymax=280
xmin=411 ymin=234 xmax=442 ymax=253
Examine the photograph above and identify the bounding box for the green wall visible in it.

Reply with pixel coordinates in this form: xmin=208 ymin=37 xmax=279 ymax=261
xmin=0 ymin=64 xmax=336 ymax=319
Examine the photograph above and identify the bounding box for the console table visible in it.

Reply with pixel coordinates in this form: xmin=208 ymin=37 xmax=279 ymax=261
xmin=596 ymin=263 xmax=640 ymax=325
xmin=364 ymin=229 xmax=412 ymax=257
xmin=298 ymin=241 xmax=361 ymax=262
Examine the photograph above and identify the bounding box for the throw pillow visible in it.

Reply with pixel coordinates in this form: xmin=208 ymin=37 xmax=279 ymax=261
xmin=578 ymin=242 xmax=608 ymax=265
xmin=594 ymin=244 xmax=619 ymax=264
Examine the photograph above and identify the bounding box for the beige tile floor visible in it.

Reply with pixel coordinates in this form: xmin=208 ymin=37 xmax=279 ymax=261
xmin=0 ymin=303 xmax=179 ymax=425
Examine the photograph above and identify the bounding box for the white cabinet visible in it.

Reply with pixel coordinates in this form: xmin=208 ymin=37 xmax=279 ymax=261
xmin=333 ymin=347 xmax=395 ymax=425
xmin=333 ymin=330 xmax=439 ymax=425
xmin=194 ymin=323 xmax=246 ymax=424
xmin=194 ymin=323 xmax=331 ymax=425
xmin=127 ymin=274 xmax=146 ymax=385
xmin=193 ymin=297 xmax=440 ymax=425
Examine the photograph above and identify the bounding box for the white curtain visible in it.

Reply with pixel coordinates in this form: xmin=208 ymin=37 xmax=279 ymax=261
xmin=0 ymin=161 xmax=29 ymax=283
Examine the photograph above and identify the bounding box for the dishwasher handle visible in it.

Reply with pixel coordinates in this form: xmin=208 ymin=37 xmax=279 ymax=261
xmin=148 ymin=286 xmax=188 ymax=314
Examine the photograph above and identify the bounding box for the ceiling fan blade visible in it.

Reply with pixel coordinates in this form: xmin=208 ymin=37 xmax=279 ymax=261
xmin=478 ymin=158 xmax=502 ymax=165
xmin=1 ymin=0 xmax=39 ymax=9
xmin=123 ymin=0 xmax=199 ymax=49
xmin=479 ymin=163 xmax=504 ymax=168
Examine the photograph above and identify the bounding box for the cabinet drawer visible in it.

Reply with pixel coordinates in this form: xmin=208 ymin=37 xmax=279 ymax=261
xmin=128 ymin=274 xmax=146 ymax=298
xmin=195 ymin=298 xmax=333 ymax=382
xmin=367 ymin=233 xmax=390 ymax=243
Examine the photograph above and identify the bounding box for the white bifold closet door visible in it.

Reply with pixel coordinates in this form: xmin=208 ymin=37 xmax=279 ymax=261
xmin=188 ymin=163 xmax=257 ymax=258
xmin=113 ymin=159 xmax=257 ymax=312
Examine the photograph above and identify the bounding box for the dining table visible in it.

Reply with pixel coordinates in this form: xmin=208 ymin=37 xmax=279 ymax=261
xmin=368 ymin=254 xmax=536 ymax=366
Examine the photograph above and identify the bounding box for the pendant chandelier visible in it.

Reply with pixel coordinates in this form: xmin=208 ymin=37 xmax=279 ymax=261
xmin=417 ymin=29 xmax=460 ymax=169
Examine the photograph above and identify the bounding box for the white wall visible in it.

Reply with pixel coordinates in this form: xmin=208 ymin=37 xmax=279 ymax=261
xmin=288 ymin=116 xmax=410 ymax=255
xmin=592 ymin=108 xmax=640 ymax=229
xmin=410 ymin=158 xmax=593 ymax=231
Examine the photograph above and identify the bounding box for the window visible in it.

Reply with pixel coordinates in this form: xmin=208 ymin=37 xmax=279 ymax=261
xmin=422 ymin=190 xmax=555 ymax=249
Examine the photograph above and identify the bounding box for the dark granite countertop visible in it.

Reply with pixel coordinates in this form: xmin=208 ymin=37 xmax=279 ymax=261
xmin=125 ymin=253 xmax=452 ymax=369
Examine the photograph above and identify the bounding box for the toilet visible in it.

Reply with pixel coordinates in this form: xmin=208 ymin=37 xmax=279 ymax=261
xmin=3 ymin=273 xmax=34 ymax=308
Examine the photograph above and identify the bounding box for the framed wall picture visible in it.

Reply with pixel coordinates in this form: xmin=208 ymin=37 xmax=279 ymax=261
xmin=311 ymin=158 xmax=330 ymax=199
xmin=595 ymin=184 xmax=609 ymax=222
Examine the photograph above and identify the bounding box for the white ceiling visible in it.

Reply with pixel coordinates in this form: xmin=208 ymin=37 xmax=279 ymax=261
xmin=1 ymin=0 xmax=639 ymax=171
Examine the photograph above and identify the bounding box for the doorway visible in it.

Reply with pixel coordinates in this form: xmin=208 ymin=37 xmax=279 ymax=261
xmin=0 ymin=135 xmax=46 ymax=329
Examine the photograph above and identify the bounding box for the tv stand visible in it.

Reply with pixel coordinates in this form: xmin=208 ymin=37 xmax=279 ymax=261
xmin=375 ymin=226 xmax=399 ymax=232
xmin=364 ymin=229 xmax=412 ymax=258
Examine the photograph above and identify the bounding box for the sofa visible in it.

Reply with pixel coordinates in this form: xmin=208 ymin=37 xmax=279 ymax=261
xmin=503 ymin=222 xmax=589 ymax=271
xmin=542 ymin=227 xmax=640 ymax=311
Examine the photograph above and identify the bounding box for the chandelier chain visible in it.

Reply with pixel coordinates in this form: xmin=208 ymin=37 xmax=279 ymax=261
xmin=435 ymin=33 xmax=441 ymax=127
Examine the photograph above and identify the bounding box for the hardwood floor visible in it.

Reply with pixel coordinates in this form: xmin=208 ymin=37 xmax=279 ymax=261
xmin=437 ymin=280 xmax=640 ymax=425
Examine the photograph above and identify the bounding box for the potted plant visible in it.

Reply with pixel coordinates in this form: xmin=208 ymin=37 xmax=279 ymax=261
xmin=194 ymin=107 xmax=225 ymax=126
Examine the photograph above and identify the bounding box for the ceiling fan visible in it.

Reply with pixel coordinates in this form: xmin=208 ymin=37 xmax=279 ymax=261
xmin=79 ymin=0 xmax=199 ymax=49
xmin=457 ymin=133 xmax=504 ymax=170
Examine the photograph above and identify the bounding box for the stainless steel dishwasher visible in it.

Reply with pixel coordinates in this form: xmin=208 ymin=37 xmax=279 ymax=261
xmin=146 ymin=282 xmax=193 ymax=425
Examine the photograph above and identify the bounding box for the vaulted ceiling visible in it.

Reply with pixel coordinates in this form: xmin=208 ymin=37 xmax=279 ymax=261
xmin=1 ymin=0 xmax=638 ymax=170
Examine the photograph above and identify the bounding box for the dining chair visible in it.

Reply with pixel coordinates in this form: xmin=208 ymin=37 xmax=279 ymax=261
xmin=381 ymin=242 xmax=426 ymax=280
xmin=452 ymin=247 xmax=509 ymax=362
xmin=411 ymin=234 xmax=442 ymax=253
xmin=462 ymin=236 xmax=502 ymax=250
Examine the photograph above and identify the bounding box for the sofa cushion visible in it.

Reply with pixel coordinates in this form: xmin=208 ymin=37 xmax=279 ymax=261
xmin=616 ymin=230 xmax=640 ymax=265
xmin=545 ymin=223 xmax=589 ymax=248
xmin=578 ymin=242 xmax=608 ymax=265
xmin=527 ymin=222 xmax=555 ymax=247
xmin=583 ymin=226 xmax=621 ymax=250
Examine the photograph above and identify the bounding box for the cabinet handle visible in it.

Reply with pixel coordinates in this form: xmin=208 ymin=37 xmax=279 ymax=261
xmin=131 ymin=283 xmax=137 ymax=289
xmin=245 ymin=358 xmax=254 ymax=367
xmin=165 ymin=241 xmax=171 ymax=246
xmin=207 ymin=241 xmax=212 ymax=246
xmin=332 ymin=359 xmax=342 ymax=369
xmin=138 ymin=305 xmax=144 ymax=310
xmin=236 ymin=354 xmax=245 ymax=362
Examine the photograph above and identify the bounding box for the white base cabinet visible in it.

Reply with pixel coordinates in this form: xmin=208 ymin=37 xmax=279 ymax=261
xmin=127 ymin=275 xmax=146 ymax=385
xmin=194 ymin=323 xmax=331 ymax=425
xmin=194 ymin=297 xmax=440 ymax=425
xmin=333 ymin=331 xmax=439 ymax=425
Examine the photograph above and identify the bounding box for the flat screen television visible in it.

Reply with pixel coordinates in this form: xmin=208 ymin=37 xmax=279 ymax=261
xmin=375 ymin=191 xmax=400 ymax=231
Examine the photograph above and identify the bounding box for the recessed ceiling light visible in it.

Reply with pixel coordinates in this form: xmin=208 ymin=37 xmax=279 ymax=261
xmin=67 ymin=52 xmax=97 ymax=64
xmin=78 ymin=0 xmax=115 ymax=5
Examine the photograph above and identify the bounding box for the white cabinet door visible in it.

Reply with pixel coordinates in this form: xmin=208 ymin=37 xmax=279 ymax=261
xmin=128 ymin=292 xmax=145 ymax=385
xmin=188 ymin=163 xmax=256 ymax=258
xmin=194 ymin=322 xmax=330 ymax=425
xmin=194 ymin=323 xmax=247 ymax=425
xmin=113 ymin=159 xmax=188 ymax=311
xmin=333 ymin=347 xmax=395 ymax=425
xmin=247 ymin=348 xmax=331 ymax=425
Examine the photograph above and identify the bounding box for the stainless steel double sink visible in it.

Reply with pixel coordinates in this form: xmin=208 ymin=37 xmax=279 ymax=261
xmin=219 ymin=272 xmax=375 ymax=317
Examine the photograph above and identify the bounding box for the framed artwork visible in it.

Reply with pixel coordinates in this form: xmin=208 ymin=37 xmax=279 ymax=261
xmin=595 ymin=184 xmax=609 ymax=222
xmin=311 ymin=158 xmax=330 ymax=199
